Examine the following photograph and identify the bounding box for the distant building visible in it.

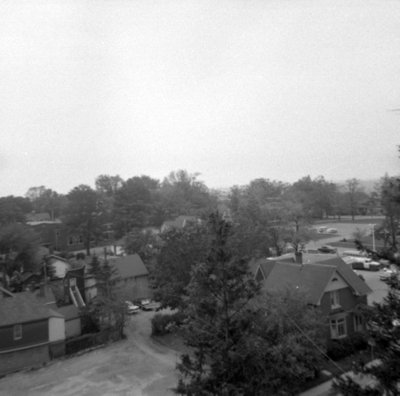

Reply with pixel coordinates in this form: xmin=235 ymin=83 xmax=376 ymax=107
xmin=160 ymin=215 xmax=201 ymax=233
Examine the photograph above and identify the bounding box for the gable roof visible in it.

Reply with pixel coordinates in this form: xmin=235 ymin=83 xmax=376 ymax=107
xmin=254 ymin=255 xmax=371 ymax=305
xmin=0 ymin=291 xmax=63 ymax=327
xmin=57 ymin=304 xmax=80 ymax=320
xmin=257 ymin=260 xmax=336 ymax=305
xmin=109 ymin=254 xmax=148 ymax=280
xmin=311 ymin=256 xmax=372 ymax=297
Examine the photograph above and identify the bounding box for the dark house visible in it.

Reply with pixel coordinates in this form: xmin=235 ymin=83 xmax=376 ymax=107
xmin=108 ymin=254 xmax=151 ymax=301
xmin=253 ymin=254 xmax=372 ymax=340
xmin=0 ymin=287 xmax=65 ymax=376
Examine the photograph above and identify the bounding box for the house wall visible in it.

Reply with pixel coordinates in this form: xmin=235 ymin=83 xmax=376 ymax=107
xmin=49 ymin=317 xmax=65 ymax=342
xmin=0 ymin=343 xmax=50 ymax=376
xmin=320 ymin=287 xmax=358 ymax=316
xmin=320 ymin=289 xmax=368 ymax=339
xmin=0 ymin=320 xmax=48 ymax=351
xmin=65 ymin=318 xmax=81 ymax=339
xmin=120 ymin=275 xmax=151 ymax=301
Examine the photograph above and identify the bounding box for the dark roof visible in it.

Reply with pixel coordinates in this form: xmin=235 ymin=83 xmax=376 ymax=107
xmin=26 ymin=212 xmax=51 ymax=222
xmin=254 ymin=254 xmax=371 ymax=305
xmin=258 ymin=260 xmax=336 ymax=305
xmin=109 ymin=254 xmax=148 ymax=280
xmin=57 ymin=304 xmax=80 ymax=320
xmin=311 ymin=256 xmax=372 ymax=297
xmin=0 ymin=291 xmax=63 ymax=327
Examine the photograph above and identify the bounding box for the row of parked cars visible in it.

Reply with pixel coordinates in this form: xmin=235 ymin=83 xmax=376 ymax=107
xmin=125 ymin=299 xmax=160 ymax=314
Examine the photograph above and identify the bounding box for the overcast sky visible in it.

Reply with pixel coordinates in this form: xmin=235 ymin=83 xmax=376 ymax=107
xmin=1 ymin=0 xmax=400 ymax=197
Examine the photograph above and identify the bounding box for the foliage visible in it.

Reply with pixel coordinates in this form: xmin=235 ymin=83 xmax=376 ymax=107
xmin=333 ymin=274 xmax=400 ymax=395
xmin=151 ymin=312 xmax=186 ymax=336
xmin=63 ymin=185 xmax=102 ymax=255
xmin=112 ymin=176 xmax=160 ymax=238
xmin=176 ymin=214 xmax=325 ymax=396
xmin=151 ymin=223 xmax=210 ymax=310
xmin=0 ymin=195 xmax=32 ymax=225
xmin=25 ymin=186 xmax=66 ymax=219
xmin=0 ymin=223 xmax=41 ymax=277
xmin=326 ymin=332 xmax=369 ymax=361
xmin=123 ymin=227 xmax=159 ymax=263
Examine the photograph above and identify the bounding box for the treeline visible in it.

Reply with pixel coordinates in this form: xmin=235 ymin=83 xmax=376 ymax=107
xmin=0 ymin=170 xmax=397 ymax=267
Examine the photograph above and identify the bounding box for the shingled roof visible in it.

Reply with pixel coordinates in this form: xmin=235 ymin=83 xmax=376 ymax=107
xmin=109 ymin=253 xmax=148 ymax=280
xmin=254 ymin=255 xmax=371 ymax=306
xmin=0 ymin=291 xmax=63 ymax=327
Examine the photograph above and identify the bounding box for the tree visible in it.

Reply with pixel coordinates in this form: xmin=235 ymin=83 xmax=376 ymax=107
xmin=160 ymin=170 xmax=217 ymax=218
xmin=25 ymin=186 xmax=66 ymax=220
xmin=346 ymin=178 xmax=362 ymax=221
xmin=333 ymin=274 xmax=400 ymax=395
xmin=63 ymin=185 xmax=102 ymax=255
xmin=380 ymin=175 xmax=400 ymax=251
xmin=176 ymin=214 xmax=325 ymax=396
xmin=151 ymin=223 xmax=210 ymax=310
xmin=113 ymin=176 xmax=160 ymax=238
xmin=0 ymin=196 xmax=32 ymax=225
xmin=0 ymin=223 xmax=41 ymax=287
xmin=84 ymin=255 xmax=126 ymax=336
xmin=95 ymin=174 xmax=124 ymax=197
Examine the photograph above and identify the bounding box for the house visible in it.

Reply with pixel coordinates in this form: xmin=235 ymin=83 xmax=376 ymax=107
xmin=108 ymin=254 xmax=151 ymax=301
xmin=0 ymin=287 xmax=66 ymax=376
xmin=252 ymin=254 xmax=372 ymax=340
xmin=160 ymin=215 xmax=201 ymax=233
xmin=34 ymin=284 xmax=82 ymax=339
xmin=46 ymin=255 xmax=72 ymax=279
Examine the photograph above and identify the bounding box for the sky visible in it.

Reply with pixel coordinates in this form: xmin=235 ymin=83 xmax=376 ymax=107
xmin=1 ymin=0 xmax=400 ymax=197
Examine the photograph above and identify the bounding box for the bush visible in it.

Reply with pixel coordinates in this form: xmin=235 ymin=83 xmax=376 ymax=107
xmin=151 ymin=312 xmax=185 ymax=336
xmin=327 ymin=332 xmax=368 ymax=361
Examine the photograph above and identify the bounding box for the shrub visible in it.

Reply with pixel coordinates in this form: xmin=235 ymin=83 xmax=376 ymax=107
xmin=151 ymin=312 xmax=185 ymax=336
xmin=327 ymin=332 xmax=368 ymax=361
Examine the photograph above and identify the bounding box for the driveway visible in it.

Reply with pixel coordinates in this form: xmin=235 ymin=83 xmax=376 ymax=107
xmin=0 ymin=312 xmax=179 ymax=396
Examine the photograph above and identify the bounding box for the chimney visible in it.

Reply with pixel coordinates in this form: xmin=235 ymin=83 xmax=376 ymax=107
xmin=295 ymin=251 xmax=303 ymax=265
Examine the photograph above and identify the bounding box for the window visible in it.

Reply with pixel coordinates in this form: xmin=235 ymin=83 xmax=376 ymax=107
xmin=354 ymin=314 xmax=364 ymax=332
xmin=13 ymin=324 xmax=22 ymax=340
xmin=330 ymin=317 xmax=347 ymax=339
xmin=330 ymin=290 xmax=340 ymax=308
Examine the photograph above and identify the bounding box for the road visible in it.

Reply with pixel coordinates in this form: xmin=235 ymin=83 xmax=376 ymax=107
xmin=0 ymin=312 xmax=179 ymax=396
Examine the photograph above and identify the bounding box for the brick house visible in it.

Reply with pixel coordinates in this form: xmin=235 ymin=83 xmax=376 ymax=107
xmin=252 ymin=254 xmax=372 ymax=340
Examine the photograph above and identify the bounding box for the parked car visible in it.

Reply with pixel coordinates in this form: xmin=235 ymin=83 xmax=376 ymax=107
xmin=137 ymin=299 xmax=160 ymax=311
xmin=125 ymin=300 xmax=140 ymax=314
xmin=326 ymin=228 xmax=338 ymax=234
xmin=379 ymin=268 xmax=397 ymax=281
xmin=317 ymin=245 xmax=337 ymax=254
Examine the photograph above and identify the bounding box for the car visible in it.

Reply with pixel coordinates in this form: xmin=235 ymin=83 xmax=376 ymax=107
xmin=125 ymin=300 xmax=140 ymax=314
xmin=317 ymin=245 xmax=337 ymax=254
xmin=379 ymin=268 xmax=397 ymax=281
xmin=326 ymin=228 xmax=338 ymax=234
xmin=137 ymin=299 xmax=160 ymax=311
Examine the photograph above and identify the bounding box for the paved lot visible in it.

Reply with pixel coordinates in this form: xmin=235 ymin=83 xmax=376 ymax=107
xmin=0 ymin=312 xmax=179 ymax=396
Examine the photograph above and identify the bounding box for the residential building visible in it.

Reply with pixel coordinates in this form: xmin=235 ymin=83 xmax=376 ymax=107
xmin=108 ymin=254 xmax=151 ymax=301
xmin=0 ymin=287 xmax=66 ymax=376
xmin=252 ymin=254 xmax=371 ymax=340
xmin=160 ymin=215 xmax=201 ymax=233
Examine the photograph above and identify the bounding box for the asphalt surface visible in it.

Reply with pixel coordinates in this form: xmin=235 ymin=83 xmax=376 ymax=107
xmin=0 ymin=311 xmax=179 ymax=396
